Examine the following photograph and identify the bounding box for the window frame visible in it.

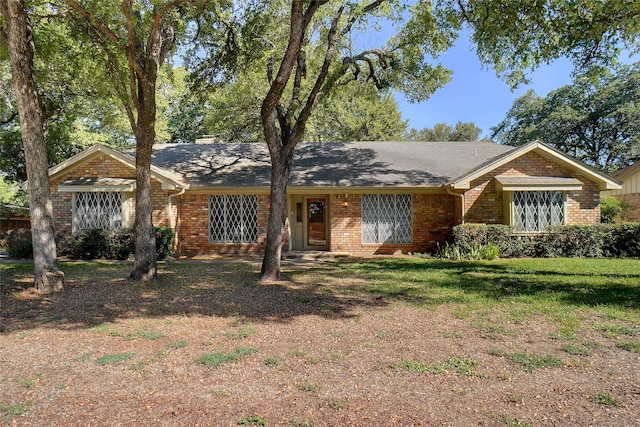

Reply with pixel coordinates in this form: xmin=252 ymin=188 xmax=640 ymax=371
xmin=508 ymin=190 xmax=566 ymax=233
xmin=361 ymin=193 xmax=413 ymax=244
xmin=208 ymin=194 xmax=259 ymax=244
xmin=72 ymin=191 xmax=126 ymax=233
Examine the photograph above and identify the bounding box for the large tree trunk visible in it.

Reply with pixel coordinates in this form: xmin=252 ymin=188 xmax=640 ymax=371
xmin=260 ymin=153 xmax=292 ymax=281
xmin=129 ymin=104 xmax=157 ymax=281
xmin=1 ymin=0 xmax=63 ymax=292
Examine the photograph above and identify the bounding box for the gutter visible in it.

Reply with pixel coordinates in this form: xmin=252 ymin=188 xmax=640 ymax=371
xmin=445 ymin=185 xmax=465 ymax=224
xmin=167 ymin=188 xmax=187 ymax=229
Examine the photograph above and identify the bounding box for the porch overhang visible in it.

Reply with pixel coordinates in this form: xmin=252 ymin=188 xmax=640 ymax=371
xmin=494 ymin=176 xmax=583 ymax=192
xmin=57 ymin=177 xmax=136 ymax=192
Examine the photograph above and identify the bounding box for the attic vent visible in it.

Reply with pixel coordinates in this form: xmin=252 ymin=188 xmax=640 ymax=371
xmin=195 ymin=135 xmax=223 ymax=144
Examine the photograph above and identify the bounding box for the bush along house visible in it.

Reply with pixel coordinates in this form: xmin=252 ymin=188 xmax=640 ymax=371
xmin=44 ymin=139 xmax=621 ymax=256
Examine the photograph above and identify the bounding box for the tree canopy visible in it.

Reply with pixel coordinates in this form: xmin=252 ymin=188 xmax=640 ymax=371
xmin=491 ymin=63 xmax=640 ymax=172
xmin=405 ymin=121 xmax=482 ymax=141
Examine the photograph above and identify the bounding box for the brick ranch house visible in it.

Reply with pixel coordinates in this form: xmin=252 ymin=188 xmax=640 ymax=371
xmin=604 ymin=161 xmax=640 ymax=222
xmin=44 ymin=140 xmax=621 ymax=256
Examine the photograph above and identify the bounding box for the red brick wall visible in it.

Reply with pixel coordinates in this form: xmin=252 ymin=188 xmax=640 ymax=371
xmin=175 ymin=193 xmax=273 ymax=255
xmin=50 ymin=153 xmax=169 ymax=235
xmin=328 ymin=193 xmax=456 ymax=255
xmin=463 ymin=152 xmax=601 ymax=226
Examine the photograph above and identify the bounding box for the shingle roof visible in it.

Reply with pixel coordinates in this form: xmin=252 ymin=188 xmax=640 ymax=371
xmin=141 ymin=141 xmax=516 ymax=189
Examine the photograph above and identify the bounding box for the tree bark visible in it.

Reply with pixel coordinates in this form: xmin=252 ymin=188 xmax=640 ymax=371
xmin=129 ymin=111 xmax=157 ymax=280
xmin=260 ymin=151 xmax=292 ymax=281
xmin=1 ymin=0 xmax=63 ymax=292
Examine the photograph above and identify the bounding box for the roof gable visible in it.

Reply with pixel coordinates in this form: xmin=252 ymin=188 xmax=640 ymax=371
xmin=611 ymin=161 xmax=640 ymax=181
xmin=449 ymin=140 xmax=622 ymax=191
xmin=47 ymin=144 xmax=187 ymax=191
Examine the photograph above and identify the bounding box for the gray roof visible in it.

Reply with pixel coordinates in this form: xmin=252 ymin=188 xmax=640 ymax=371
xmin=138 ymin=141 xmax=517 ymax=189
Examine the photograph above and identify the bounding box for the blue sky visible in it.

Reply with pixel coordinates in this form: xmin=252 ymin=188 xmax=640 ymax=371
xmin=395 ymin=33 xmax=575 ymax=139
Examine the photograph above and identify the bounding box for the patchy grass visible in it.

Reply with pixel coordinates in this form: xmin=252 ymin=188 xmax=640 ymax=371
xmin=1 ymin=257 xmax=639 ymax=425
xmin=394 ymin=356 xmax=485 ymax=377
xmin=590 ymin=392 xmax=622 ymax=407
xmin=195 ymin=346 xmax=259 ymax=368
xmin=96 ymin=353 xmax=136 ymax=366
xmin=0 ymin=402 xmax=30 ymax=422
xmin=237 ymin=415 xmax=267 ymax=426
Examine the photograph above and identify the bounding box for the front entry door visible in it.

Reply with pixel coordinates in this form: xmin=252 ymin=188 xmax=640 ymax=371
xmin=307 ymin=198 xmax=327 ymax=248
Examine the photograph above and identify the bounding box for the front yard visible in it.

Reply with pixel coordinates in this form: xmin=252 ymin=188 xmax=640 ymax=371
xmin=1 ymin=257 xmax=638 ymax=426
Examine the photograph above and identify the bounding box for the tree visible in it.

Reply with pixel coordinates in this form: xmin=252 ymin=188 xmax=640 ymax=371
xmin=405 ymin=121 xmax=481 ymax=141
xmin=1 ymin=6 xmax=135 ymax=182
xmin=491 ymin=64 xmax=640 ymax=172
xmin=256 ymin=1 xmax=455 ymax=280
xmin=456 ymin=0 xmax=640 ymax=87
xmin=203 ymin=58 xmax=408 ymax=143
xmin=60 ymin=0 xmax=205 ymax=280
xmin=0 ymin=0 xmax=64 ymax=292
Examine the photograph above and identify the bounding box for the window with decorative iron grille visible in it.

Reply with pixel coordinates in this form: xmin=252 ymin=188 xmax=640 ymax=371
xmin=513 ymin=191 xmax=564 ymax=232
xmin=209 ymin=195 xmax=258 ymax=243
xmin=73 ymin=192 xmax=123 ymax=232
xmin=362 ymin=194 xmax=412 ymax=244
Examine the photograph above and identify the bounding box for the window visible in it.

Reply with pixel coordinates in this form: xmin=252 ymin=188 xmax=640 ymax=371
xmin=513 ymin=191 xmax=564 ymax=232
xmin=209 ymin=195 xmax=258 ymax=243
xmin=73 ymin=192 xmax=123 ymax=232
xmin=362 ymin=194 xmax=412 ymax=244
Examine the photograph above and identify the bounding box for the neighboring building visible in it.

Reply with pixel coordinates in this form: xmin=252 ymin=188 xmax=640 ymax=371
xmin=607 ymin=162 xmax=640 ymax=222
xmin=42 ymin=140 xmax=621 ymax=256
xmin=0 ymin=204 xmax=30 ymax=234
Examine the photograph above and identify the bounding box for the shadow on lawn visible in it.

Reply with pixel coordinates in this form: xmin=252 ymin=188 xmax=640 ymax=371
xmin=330 ymin=258 xmax=640 ymax=310
xmin=0 ymin=261 xmax=388 ymax=333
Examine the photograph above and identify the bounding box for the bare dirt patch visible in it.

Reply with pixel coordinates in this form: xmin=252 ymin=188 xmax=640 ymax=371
xmin=1 ymin=260 xmax=638 ymax=426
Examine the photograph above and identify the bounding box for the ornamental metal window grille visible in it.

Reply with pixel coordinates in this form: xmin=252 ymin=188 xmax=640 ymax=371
xmin=362 ymin=194 xmax=412 ymax=244
xmin=209 ymin=195 xmax=258 ymax=243
xmin=513 ymin=191 xmax=564 ymax=232
xmin=73 ymin=192 xmax=123 ymax=232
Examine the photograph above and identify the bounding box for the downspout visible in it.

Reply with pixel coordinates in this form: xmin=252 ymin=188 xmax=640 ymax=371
xmin=168 ymin=188 xmax=186 ymax=253
xmin=446 ymin=185 xmax=465 ymax=225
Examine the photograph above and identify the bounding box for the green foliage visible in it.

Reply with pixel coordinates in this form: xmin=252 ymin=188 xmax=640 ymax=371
xmin=405 ymin=121 xmax=482 ymax=141
xmin=455 ymin=1 xmax=640 ymax=87
xmin=601 ymin=196 xmax=633 ymax=223
xmin=56 ymin=227 xmax=173 ymax=261
xmin=0 ymin=176 xmax=27 ymax=207
xmin=591 ymin=392 xmax=622 ymax=407
xmin=237 ymin=415 xmax=267 ymax=426
xmin=491 ymin=64 xmax=640 ymax=172
xmin=0 ymin=402 xmax=30 ymax=422
xmin=395 ymin=356 xmax=485 ymax=377
xmin=155 ymin=227 xmax=174 ymax=260
xmin=195 ymin=346 xmax=259 ymax=368
xmin=6 ymin=228 xmax=33 ymax=259
xmin=448 ymin=223 xmax=640 ymax=259
xmin=507 ymin=352 xmax=563 ymax=372
xmin=203 ymin=62 xmax=409 ymax=143
xmin=95 ymin=352 xmax=136 ymax=366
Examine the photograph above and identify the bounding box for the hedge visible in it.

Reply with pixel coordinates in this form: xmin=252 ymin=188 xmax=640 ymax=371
xmin=6 ymin=227 xmax=174 ymax=261
xmin=447 ymin=223 xmax=640 ymax=259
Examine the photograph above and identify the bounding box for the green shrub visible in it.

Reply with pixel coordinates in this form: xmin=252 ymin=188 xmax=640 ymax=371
xmin=448 ymin=223 xmax=640 ymax=259
xmin=155 ymin=226 xmax=174 ymax=260
xmin=57 ymin=227 xmax=172 ymax=260
xmin=6 ymin=228 xmax=33 ymax=259
xmin=601 ymin=196 xmax=632 ymax=223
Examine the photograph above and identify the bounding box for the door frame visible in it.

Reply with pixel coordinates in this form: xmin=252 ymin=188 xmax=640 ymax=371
xmin=304 ymin=196 xmax=329 ymax=250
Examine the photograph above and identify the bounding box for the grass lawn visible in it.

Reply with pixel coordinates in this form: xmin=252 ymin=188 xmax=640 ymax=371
xmin=0 ymin=256 xmax=638 ymax=425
